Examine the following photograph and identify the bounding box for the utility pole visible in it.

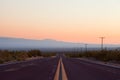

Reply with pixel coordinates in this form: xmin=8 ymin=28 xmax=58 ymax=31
xmin=100 ymin=37 xmax=105 ymax=51
xmin=85 ymin=44 xmax=88 ymax=52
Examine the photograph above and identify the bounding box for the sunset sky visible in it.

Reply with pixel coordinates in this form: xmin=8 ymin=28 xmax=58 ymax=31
xmin=0 ymin=0 xmax=120 ymax=44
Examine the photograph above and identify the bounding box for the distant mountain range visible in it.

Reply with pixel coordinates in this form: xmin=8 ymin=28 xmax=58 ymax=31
xmin=0 ymin=37 xmax=119 ymax=50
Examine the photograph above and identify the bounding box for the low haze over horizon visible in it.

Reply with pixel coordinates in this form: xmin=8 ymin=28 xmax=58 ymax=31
xmin=1 ymin=0 xmax=120 ymax=44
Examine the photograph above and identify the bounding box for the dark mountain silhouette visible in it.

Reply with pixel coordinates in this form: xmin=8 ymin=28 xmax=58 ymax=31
xmin=0 ymin=37 xmax=119 ymax=50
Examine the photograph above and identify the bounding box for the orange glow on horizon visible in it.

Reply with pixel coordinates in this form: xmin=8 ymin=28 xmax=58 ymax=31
xmin=1 ymin=0 xmax=120 ymax=44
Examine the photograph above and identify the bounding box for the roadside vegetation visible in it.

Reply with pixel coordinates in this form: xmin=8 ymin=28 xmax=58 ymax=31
xmin=42 ymin=52 xmax=56 ymax=57
xmin=0 ymin=50 xmax=56 ymax=64
xmin=65 ymin=50 xmax=120 ymax=62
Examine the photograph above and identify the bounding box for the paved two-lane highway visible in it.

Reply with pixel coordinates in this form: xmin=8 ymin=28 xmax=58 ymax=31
xmin=0 ymin=55 xmax=120 ymax=80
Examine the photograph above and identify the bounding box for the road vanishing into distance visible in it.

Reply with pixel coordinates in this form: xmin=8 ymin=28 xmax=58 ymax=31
xmin=0 ymin=55 xmax=120 ymax=80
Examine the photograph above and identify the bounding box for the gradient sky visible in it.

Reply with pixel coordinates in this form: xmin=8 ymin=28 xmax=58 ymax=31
xmin=0 ymin=0 xmax=120 ymax=44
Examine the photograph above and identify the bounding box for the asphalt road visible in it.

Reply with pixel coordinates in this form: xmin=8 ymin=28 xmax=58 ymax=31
xmin=62 ymin=57 xmax=120 ymax=80
xmin=0 ymin=55 xmax=120 ymax=80
xmin=0 ymin=57 xmax=59 ymax=80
